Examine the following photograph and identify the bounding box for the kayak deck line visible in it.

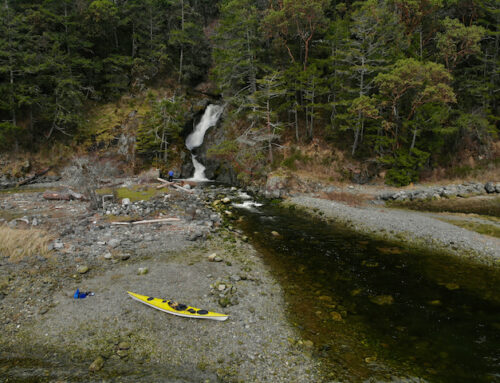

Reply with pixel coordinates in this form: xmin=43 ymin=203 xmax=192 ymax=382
xmin=127 ymin=291 xmax=229 ymax=321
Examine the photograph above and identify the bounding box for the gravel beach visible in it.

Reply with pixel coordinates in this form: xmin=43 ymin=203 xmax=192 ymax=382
xmin=0 ymin=185 xmax=320 ymax=383
xmin=287 ymin=196 xmax=500 ymax=265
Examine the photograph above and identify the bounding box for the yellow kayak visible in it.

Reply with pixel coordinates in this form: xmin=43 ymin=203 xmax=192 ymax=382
xmin=127 ymin=291 xmax=229 ymax=321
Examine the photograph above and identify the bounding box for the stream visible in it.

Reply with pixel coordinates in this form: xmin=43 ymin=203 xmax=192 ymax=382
xmin=234 ymin=200 xmax=500 ymax=383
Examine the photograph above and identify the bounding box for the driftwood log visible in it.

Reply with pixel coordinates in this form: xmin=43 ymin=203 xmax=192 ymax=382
xmin=43 ymin=190 xmax=87 ymax=201
xmin=43 ymin=192 xmax=71 ymax=201
xmin=17 ymin=167 xmax=51 ymax=187
xmin=111 ymin=218 xmax=180 ymax=226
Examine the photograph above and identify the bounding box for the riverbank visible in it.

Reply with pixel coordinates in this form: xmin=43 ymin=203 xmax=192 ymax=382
xmin=0 ymin=184 xmax=320 ymax=382
xmin=286 ymin=196 xmax=500 ymax=266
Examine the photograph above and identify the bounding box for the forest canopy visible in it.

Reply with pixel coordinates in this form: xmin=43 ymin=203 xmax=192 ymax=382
xmin=0 ymin=0 xmax=498 ymax=185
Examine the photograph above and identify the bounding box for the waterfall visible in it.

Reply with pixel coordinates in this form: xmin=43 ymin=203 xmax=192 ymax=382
xmin=186 ymin=104 xmax=223 ymax=181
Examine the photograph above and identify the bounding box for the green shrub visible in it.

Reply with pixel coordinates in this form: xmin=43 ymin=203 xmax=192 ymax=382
xmin=382 ymin=148 xmax=430 ymax=186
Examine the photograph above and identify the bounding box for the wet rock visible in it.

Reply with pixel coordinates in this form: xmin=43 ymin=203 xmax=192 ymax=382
xmin=302 ymin=340 xmax=314 ymax=348
xmin=118 ymin=341 xmax=130 ymax=350
xmin=330 ymin=311 xmax=342 ymax=321
xmin=89 ymin=356 xmax=105 ymax=372
xmin=370 ymin=295 xmax=394 ymax=305
xmin=445 ymin=283 xmax=460 ymax=290
xmin=364 ymin=356 xmax=377 ymax=363
xmin=116 ymin=349 xmax=128 ymax=358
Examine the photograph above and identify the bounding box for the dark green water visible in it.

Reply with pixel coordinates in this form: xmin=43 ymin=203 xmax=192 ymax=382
xmin=236 ymin=202 xmax=500 ymax=383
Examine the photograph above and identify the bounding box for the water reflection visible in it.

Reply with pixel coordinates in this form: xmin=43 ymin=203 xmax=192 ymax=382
xmin=237 ymin=202 xmax=500 ymax=383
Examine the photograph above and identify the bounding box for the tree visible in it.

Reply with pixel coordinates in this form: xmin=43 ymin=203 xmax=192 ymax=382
xmin=374 ymin=59 xmax=456 ymax=184
xmin=212 ymin=0 xmax=262 ymax=99
xmin=436 ymin=17 xmax=485 ymax=70
xmin=247 ymin=71 xmax=286 ymax=163
xmin=331 ymin=0 xmax=400 ymax=154
xmin=375 ymin=58 xmax=456 ymax=148
xmin=264 ymin=0 xmax=328 ymax=70
xmin=347 ymin=95 xmax=380 ymax=155
xmin=136 ymin=96 xmax=185 ymax=164
xmin=392 ymin=0 xmax=444 ymax=58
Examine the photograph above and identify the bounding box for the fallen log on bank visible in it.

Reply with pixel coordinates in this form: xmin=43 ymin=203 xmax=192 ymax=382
xmin=43 ymin=191 xmax=71 ymax=201
xmin=17 ymin=167 xmax=51 ymax=187
xmin=111 ymin=218 xmax=180 ymax=226
xmin=43 ymin=190 xmax=87 ymax=201
xmin=173 ymin=184 xmax=193 ymax=193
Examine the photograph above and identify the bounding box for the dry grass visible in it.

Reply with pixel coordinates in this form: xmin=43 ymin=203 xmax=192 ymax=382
xmin=321 ymin=191 xmax=368 ymax=206
xmin=0 ymin=226 xmax=53 ymax=262
xmin=437 ymin=218 xmax=500 ymax=239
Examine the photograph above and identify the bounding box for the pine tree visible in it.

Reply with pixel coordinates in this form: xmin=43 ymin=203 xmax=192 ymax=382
xmin=212 ymin=0 xmax=261 ymax=99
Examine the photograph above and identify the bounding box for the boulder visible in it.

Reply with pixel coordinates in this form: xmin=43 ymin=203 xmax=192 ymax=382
xmin=485 ymin=182 xmax=496 ymax=193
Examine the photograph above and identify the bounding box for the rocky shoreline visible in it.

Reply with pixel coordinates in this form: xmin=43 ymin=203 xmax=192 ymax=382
xmin=286 ymin=195 xmax=500 ymax=266
xmin=0 ymin=183 xmax=320 ymax=383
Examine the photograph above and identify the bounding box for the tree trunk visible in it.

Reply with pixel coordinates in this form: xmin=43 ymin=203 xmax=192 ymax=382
xmin=267 ymin=98 xmax=273 ymax=163
xmin=410 ymin=126 xmax=418 ymax=150
xmin=294 ymin=105 xmax=299 ymax=142
xmin=178 ymin=0 xmax=184 ymax=83
xmin=64 ymin=3 xmax=70 ymax=54
xmin=352 ymin=111 xmax=361 ymax=156
xmin=10 ymin=68 xmax=15 ymax=126
xmin=132 ymin=21 xmax=136 ymax=57
xmin=246 ymin=28 xmax=256 ymax=94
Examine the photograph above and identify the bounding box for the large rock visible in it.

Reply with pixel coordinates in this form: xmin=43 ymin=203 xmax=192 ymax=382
xmin=485 ymin=182 xmax=496 ymax=193
xmin=264 ymin=174 xmax=289 ymax=198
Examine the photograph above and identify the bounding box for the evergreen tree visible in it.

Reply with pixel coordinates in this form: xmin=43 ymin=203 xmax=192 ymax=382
xmin=212 ymin=0 xmax=261 ymax=99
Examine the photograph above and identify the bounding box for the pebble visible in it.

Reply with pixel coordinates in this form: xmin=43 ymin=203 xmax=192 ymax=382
xmin=208 ymin=253 xmax=222 ymax=262
xmin=303 ymin=340 xmax=314 ymax=348
xmin=89 ymin=356 xmax=105 ymax=372
xmin=116 ymin=349 xmax=128 ymax=358
xmin=108 ymin=238 xmax=121 ymax=248
xmin=77 ymin=265 xmax=89 ymax=274
xmin=118 ymin=341 xmax=130 ymax=350
xmin=370 ymin=295 xmax=394 ymax=305
xmin=330 ymin=311 xmax=342 ymax=321
xmin=113 ymin=253 xmax=130 ymax=261
xmin=365 ymin=356 xmax=377 ymax=363
xmin=137 ymin=267 xmax=148 ymax=275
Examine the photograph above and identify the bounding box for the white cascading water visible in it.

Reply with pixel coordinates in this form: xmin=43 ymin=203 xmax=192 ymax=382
xmin=186 ymin=104 xmax=223 ymax=181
